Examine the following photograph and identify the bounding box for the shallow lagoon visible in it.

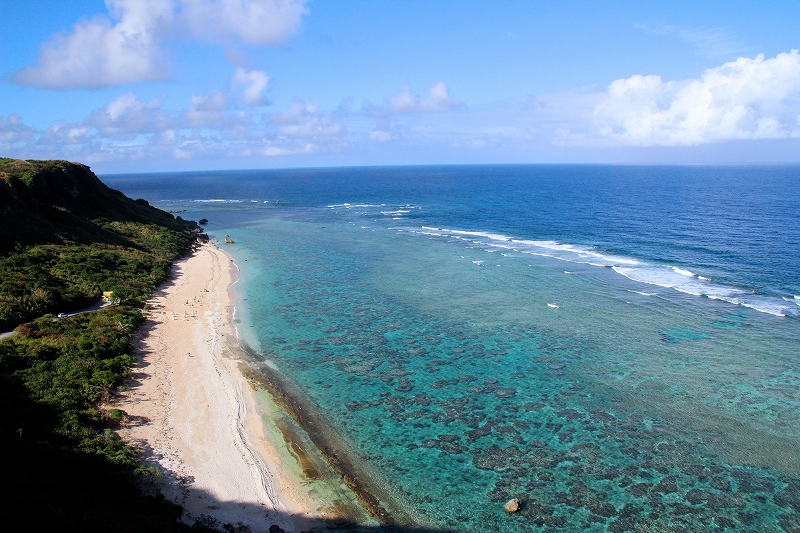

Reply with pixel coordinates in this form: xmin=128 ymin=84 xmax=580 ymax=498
xmin=106 ymin=165 xmax=800 ymax=531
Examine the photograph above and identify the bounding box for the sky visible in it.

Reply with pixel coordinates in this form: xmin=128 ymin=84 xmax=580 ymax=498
xmin=2 ymin=0 xmax=800 ymax=172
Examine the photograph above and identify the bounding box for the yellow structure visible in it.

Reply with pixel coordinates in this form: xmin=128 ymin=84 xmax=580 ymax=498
xmin=102 ymin=291 xmax=113 ymax=301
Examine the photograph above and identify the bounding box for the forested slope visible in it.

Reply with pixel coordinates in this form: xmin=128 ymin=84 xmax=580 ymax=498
xmin=0 ymin=159 xmax=201 ymax=531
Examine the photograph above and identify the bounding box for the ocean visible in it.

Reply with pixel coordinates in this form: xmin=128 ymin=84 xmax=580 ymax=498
xmin=105 ymin=165 xmax=800 ymax=532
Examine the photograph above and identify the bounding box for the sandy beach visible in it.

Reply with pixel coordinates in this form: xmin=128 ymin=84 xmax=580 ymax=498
xmin=115 ymin=244 xmax=351 ymax=532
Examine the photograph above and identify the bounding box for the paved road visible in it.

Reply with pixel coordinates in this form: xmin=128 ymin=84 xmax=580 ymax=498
xmin=0 ymin=300 xmax=112 ymax=340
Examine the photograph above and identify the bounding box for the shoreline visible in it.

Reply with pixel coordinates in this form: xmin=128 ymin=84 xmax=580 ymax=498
xmin=115 ymin=244 xmax=371 ymax=532
xmin=239 ymin=354 xmax=420 ymax=528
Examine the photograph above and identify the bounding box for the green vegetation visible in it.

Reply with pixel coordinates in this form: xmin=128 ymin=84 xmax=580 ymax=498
xmin=0 ymin=158 xmax=198 ymax=330
xmin=0 ymin=159 xmax=202 ymax=531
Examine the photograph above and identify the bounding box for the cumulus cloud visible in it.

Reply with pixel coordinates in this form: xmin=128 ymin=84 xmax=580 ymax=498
xmin=0 ymin=115 xmax=34 ymax=143
xmin=13 ymin=0 xmax=307 ymax=89
xmin=0 ymin=87 xmax=349 ymax=165
xmin=269 ymin=102 xmax=343 ymax=138
xmin=14 ymin=0 xmax=172 ymax=89
xmin=594 ymin=50 xmax=800 ymax=145
xmin=389 ymin=82 xmax=456 ymax=113
xmin=184 ymin=91 xmax=230 ymax=126
xmin=42 ymin=123 xmax=92 ymax=145
xmin=232 ymin=68 xmax=270 ymax=105
xmin=87 ymin=93 xmax=174 ymax=136
xmin=364 ymin=82 xmax=456 ymax=142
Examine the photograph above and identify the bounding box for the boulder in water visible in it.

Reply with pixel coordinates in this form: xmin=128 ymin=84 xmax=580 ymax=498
xmin=504 ymin=498 xmax=521 ymax=513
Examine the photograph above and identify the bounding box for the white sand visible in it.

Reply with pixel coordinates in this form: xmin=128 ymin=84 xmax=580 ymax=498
xmin=116 ymin=244 xmax=328 ymax=532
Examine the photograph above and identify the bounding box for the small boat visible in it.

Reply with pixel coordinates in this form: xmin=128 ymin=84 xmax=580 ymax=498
xmin=224 ymin=234 xmax=235 ymax=244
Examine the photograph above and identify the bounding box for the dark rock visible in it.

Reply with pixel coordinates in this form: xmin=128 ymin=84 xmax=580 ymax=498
xmin=556 ymin=408 xmax=583 ymax=420
xmin=439 ymin=442 xmax=466 ymax=454
xmin=653 ymin=475 xmax=678 ymax=493
xmin=710 ymin=476 xmax=731 ymax=491
xmin=595 ymin=466 xmax=619 ymax=480
xmin=618 ymin=504 xmax=641 ymax=518
xmin=411 ymin=393 xmax=431 ymax=406
xmin=737 ymin=511 xmax=756 ymax=526
xmin=465 ymin=424 xmax=492 ymax=441
xmin=685 ymin=488 xmax=711 ymax=505
xmin=628 ymin=483 xmax=651 ymax=497
xmin=608 ymin=518 xmax=635 ymax=532
xmin=590 ymin=410 xmax=616 ymax=424
xmin=731 ymin=470 xmax=774 ymax=493
xmin=670 ymin=503 xmax=696 ymax=515
xmin=512 ymin=419 xmax=531 ymax=430
xmin=586 ymin=500 xmax=616 ymax=517
xmin=714 ymin=516 xmax=736 ymax=529
xmin=681 ymin=464 xmax=706 ymax=476
xmin=706 ymin=493 xmax=743 ymax=511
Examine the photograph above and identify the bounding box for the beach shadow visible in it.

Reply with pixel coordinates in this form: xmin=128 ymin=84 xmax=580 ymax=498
xmin=128 ymin=437 xmax=458 ymax=533
xmin=159 ymin=484 xmax=458 ymax=533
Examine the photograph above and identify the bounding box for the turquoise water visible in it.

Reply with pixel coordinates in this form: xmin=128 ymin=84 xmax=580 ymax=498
xmin=106 ymin=166 xmax=800 ymax=532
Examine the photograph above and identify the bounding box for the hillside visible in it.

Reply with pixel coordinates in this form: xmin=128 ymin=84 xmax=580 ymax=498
xmin=0 ymin=158 xmax=201 ymax=330
xmin=0 ymin=159 xmax=201 ymax=531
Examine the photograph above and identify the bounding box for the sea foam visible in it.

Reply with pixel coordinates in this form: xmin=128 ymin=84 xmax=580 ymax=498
xmin=405 ymin=224 xmax=797 ymax=319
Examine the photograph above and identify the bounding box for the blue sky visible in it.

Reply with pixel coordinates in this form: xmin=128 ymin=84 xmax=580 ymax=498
xmin=2 ymin=0 xmax=800 ymax=172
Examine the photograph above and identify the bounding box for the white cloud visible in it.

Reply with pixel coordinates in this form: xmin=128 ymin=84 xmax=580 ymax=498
xmin=369 ymin=130 xmax=392 ymax=142
xmin=232 ymin=68 xmax=270 ymax=105
xmin=185 ymin=91 xmax=230 ymax=126
xmin=87 ymin=93 xmax=174 ymax=136
xmin=389 ymin=82 xmax=456 ymax=113
xmin=13 ymin=0 xmax=308 ymax=89
xmin=0 ymin=89 xmax=346 ymax=164
xmin=594 ymin=50 xmax=800 ymax=146
xmin=0 ymin=115 xmax=34 ymax=143
xmin=269 ymin=102 xmax=343 ymax=138
xmin=10 ymin=50 xmax=800 ymax=168
xmin=365 ymin=82 xmax=457 ymax=141
xmin=633 ymin=24 xmax=745 ymax=58
xmin=181 ymin=0 xmax=308 ymax=45
xmin=43 ymin=123 xmax=92 ymax=145
xmin=262 ymin=144 xmax=314 ymax=156
xmin=14 ymin=0 xmax=172 ymax=89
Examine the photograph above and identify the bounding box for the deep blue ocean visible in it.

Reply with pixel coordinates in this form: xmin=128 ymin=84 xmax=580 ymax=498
xmin=105 ymin=165 xmax=800 ymax=532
